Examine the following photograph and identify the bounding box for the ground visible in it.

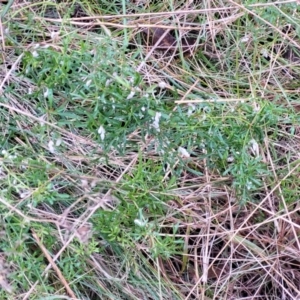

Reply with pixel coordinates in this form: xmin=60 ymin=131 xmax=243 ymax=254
xmin=1 ymin=1 xmax=300 ymax=299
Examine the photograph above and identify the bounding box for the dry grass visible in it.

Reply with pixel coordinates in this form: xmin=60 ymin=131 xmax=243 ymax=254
xmin=1 ymin=0 xmax=300 ymax=299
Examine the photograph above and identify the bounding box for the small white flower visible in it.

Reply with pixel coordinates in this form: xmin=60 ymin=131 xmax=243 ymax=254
xmin=28 ymin=88 xmax=33 ymax=95
xmin=32 ymin=51 xmax=39 ymax=58
xmin=227 ymin=156 xmax=234 ymax=162
xmin=158 ymin=81 xmax=167 ymax=89
xmin=126 ymin=91 xmax=135 ymax=100
xmin=81 ymin=179 xmax=89 ymax=188
xmin=152 ymin=112 xmax=161 ymax=132
xmin=241 ymin=34 xmax=250 ymax=43
xmin=55 ymin=138 xmax=62 ymax=147
xmin=20 ymin=190 xmax=31 ymax=199
xmin=261 ymin=48 xmax=269 ymax=58
xmin=1 ymin=151 xmax=16 ymax=160
xmin=105 ymin=79 xmax=113 ymax=87
xmin=249 ymin=139 xmax=259 ymax=157
xmin=48 ymin=140 xmax=55 ymax=153
xmin=246 ymin=180 xmax=253 ymax=190
xmin=98 ymin=126 xmax=105 ymax=141
xmin=134 ymin=219 xmax=147 ymax=227
xmin=141 ymin=107 xmax=146 ymax=112
xmin=178 ymin=147 xmax=190 ymax=158
xmin=50 ymin=31 xmax=59 ymax=40
xmin=1 ymin=150 xmax=8 ymax=156
xmin=85 ymin=79 xmax=92 ymax=87
xmin=44 ymin=88 xmax=49 ymax=98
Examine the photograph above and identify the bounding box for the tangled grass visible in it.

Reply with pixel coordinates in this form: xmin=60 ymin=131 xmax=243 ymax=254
xmin=1 ymin=0 xmax=300 ymax=299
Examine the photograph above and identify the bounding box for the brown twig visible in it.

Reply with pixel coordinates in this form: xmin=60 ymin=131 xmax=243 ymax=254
xmin=31 ymin=229 xmax=77 ymax=299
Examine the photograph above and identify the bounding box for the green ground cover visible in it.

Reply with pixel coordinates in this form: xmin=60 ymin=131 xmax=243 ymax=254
xmin=1 ymin=1 xmax=300 ymax=299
